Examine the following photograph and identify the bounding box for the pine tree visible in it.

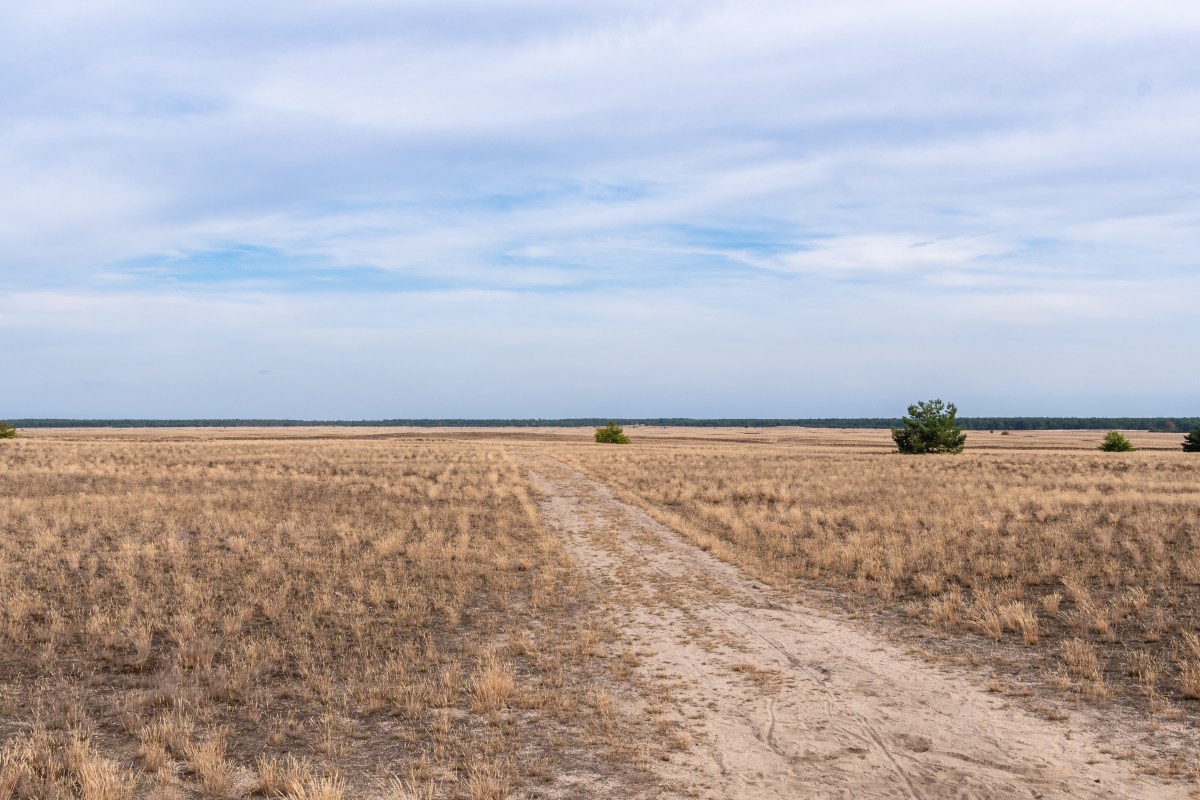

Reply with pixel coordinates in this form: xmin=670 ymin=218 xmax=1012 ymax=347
xmin=1182 ymin=427 xmax=1200 ymax=453
xmin=1098 ymin=431 xmax=1135 ymax=452
xmin=891 ymin=400 xmax=966 ymax=454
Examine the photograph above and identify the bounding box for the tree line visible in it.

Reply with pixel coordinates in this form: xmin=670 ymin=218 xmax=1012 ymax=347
xmin=7 ymin=417 xmax=1200 ymax=430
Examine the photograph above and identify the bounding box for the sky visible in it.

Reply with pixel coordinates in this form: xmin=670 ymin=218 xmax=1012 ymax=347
xmin=2 ymin=0 xmax=1198 ymax=419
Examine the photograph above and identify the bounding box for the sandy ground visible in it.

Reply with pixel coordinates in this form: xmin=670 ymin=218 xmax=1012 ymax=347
xmin=523 ymin=453 xmax=1190 ymax=800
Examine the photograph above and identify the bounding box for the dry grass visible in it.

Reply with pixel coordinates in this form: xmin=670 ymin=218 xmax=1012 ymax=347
xmin=559 ymin=428 xmax=1200 ymax=716
xmin=7 ymin=424 xmax=1194 ymax=790
xmin=0 ymin=729 xmax=137 ymax=800
xmin=0 ymin=433 xmax=656 ymax=797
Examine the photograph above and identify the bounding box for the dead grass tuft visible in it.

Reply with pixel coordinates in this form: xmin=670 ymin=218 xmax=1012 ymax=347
xmin=464 ymin=760 xmax=513 ymax=800
xmin=0 ymin=730 xmax=136 ymax=800
xmin=468 ymin=654 xmax=516 ymax=713
xmin=185 ymin=735 xmax=233 ymax=797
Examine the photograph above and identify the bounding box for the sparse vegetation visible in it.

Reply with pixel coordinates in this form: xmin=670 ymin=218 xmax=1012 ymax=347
xmin=0 ymin=432 xmax=658 ymax=797
xmin=562 ymin=428 xmax=1200 ymax=714
xmin=1099 ymin=430 xmax=1135 ymax=452
xmin=5 ymin=424 xmax=1197 ymax=793
xmin=1183 ymin=427 xmax=1200 ymax=453
xmin=891 ymin=399 xmax=966 ymax=454
xmin=594 ymin=421 xmax=630 ymax=444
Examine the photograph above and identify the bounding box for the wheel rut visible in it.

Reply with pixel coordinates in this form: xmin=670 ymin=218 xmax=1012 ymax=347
xmin=521 ymin=453 xmax=1186 ymax=800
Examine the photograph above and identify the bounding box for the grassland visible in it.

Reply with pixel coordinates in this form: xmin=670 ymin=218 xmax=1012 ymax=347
xmin=2 ymin=425 xmax=1197 ymax=797
xmin=558 ymin=428 xmax=1200 ymax=722
xmin=0 ymin=432 xmax=656 ymax=799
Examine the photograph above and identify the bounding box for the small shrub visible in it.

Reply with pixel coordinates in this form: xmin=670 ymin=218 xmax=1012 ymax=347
xmin=891 ymin=399 xmax=966 ymax=454
xmin=1182 ymin=427 xmax=1200 ymax=453
xmin=1098 ymin=431 xmax=1134 ymax=452
xmin=0 ymin=421 xmax=16 ymax=439
xmin=594 ymin=421 xmax=630 ymax=444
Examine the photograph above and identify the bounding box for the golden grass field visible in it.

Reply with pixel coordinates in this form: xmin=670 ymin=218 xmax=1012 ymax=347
xmin=0 ymin=431 xmax=658 ymax=799
xmin=1 ymin=425 xmax=1197 ymax=797
xmin=557 ymin=427 xmax=1200 ymax=715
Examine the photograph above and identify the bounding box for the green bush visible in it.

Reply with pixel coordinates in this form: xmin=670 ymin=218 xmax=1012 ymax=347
xmin=1182 ymin=427 xmax=1200 ymax=453
xmin=1098 ymin=430 xmax=1135 ymax=452
xmin=0 ymin=421 xmax=16 ymax=439
xmin=891 ymin=399 xmax=966 ymax=454
xmin=594 ymin=421 xmax=630 ymax=444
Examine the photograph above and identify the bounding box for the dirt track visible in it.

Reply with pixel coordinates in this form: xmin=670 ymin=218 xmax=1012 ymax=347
xmin=523 ymin=454 xmax=1187 ymax=799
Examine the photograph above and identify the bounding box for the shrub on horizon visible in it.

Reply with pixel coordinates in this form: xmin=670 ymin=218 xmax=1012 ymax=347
xmin=1182 ymin=427 xmax=1200 ymax=453
xmin=0 ymin=421 xmax=17 ymax=439
xmin=891 ymin=399 xmax=966 ymax=454
xmin=594 ymin=421 xmax=630 ymax=444
xmin=1099 ymin=430 xmax=1135 ymax=452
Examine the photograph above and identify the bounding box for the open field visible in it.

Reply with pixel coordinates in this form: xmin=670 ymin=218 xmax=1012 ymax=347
xmin=559 ymin=429 xmax=1200 ymax=711
xmin=2 ymin=426 xmax=1198 ymax=797
xmin=524 ymin=452 xmax=1196 ymax=797
xmin=0 ymin=434 xmax=663 ymax=798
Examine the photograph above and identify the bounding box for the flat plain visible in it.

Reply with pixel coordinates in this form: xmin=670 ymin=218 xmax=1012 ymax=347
xmin=1 ymin=426 xmax=1197 ymax=798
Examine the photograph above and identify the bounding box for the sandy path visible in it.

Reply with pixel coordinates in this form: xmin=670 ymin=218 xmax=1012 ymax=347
xmin=522 ymin=454 xmax=1186 ymax=800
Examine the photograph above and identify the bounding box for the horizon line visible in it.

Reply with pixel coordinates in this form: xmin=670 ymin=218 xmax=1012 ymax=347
xmin=7 ymin=416 xmax=1198 ymax=431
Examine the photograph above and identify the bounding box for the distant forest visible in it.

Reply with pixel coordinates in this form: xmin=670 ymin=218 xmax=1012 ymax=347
xmin=8 ymin=417 xmax=1200 ymax=431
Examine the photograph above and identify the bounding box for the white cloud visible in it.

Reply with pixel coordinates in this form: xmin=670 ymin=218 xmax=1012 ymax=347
xmin=1 ymin=0 xmax=1198 ymax=413
xmin=734 ymin=235 xmax=1005 ymax=276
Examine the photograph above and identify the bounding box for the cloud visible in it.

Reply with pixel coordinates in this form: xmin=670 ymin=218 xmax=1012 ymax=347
xmin=1 ymin=1 xmax=1197 ymax=414
xmin=733 ymin=235 xmax=1005 ymax=277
